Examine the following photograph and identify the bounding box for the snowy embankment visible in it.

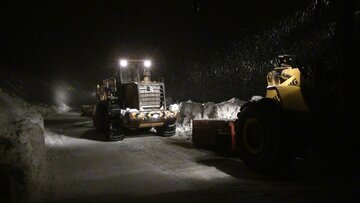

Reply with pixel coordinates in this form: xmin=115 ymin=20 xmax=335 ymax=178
xmin=0 ymin=90 xmax=61 ymax=202
xmin=175 ymin=98 xmax=247 ymax=139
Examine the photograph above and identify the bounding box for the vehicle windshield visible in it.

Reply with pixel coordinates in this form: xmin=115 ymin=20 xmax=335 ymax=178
xmin=277 ymin=55 xmax=297 ymax=67
xmin=119 ymin=64 xmax=160 ymax=84
xmin=119 ymin=64 xmax=141 ymax=83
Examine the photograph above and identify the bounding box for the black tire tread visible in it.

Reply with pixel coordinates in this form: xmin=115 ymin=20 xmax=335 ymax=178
xmin=156 ymin=124 xmax=176 ymax=137
xmin=236 ymin=101 xmax=292 ymax=172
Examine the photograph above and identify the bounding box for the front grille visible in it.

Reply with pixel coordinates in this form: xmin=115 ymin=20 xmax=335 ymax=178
xmin=138 ymin=84 xmax=165 ymax=110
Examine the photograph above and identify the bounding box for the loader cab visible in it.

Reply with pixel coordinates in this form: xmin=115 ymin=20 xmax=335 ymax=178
xmin=118 ymin=59 xmax=153 ymax=84
xmin=267 ymin=54 xmax=300 ymax=86
xmin=96 ymin=78 xmax=117 ymax=101
xmin=119 ymin=64 xmax=140 ymax=84
xmin=277 ymin=54 xmax=297 ymax=67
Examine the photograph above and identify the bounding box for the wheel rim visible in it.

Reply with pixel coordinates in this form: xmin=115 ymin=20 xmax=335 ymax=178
xmin=243 ymin=118 xmax=265 ymax=154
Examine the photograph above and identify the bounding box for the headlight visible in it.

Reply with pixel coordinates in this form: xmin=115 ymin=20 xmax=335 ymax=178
xmin=120 ymin=59 xmax=128 ymax=67
xmin=144 ymin=60 xmax=151 ymax=68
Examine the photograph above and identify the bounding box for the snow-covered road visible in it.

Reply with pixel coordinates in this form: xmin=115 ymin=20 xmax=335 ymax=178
xmin=40 ymin=113 xmax=358 ymax=203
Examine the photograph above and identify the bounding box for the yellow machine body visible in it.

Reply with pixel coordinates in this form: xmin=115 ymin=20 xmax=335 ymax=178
xmin=96 ymin=78 xmax=117 ymax=101
xmin=266 ymin=65 xmax=309 ymax=112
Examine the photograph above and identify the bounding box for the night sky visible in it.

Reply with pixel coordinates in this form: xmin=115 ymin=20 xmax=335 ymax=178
xmin=1 ymin=0 xmax=354 ymax=106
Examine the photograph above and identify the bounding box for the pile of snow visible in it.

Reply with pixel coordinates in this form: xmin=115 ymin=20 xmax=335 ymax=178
xmin=210 ymin=98 xmax=244 ymax=119
xmin=0 ymin=90 xmax=49 ymax=202
xmin=175 ymin=98 xmax=246 ymax=139
xmin=176 ymin=101 xmax=203 ymax=138
xmin=56 ymin=103 xmax=71 ymax=114
xmin=250 ymin=95 xmax=263 ymax=102
xmin=44 ymin=129 xmax=66 ymax=146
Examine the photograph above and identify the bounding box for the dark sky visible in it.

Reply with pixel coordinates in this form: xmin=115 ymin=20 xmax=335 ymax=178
xmin=0 ymin=0 xmax=309 ymax=104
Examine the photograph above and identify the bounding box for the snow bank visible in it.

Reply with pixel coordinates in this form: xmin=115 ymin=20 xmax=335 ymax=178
xmin=56 ymin=103 xmax=70 ymax=114
xmin=176 ymin=101 xmax=203 ymax=138
xmin=44 ymin=129 xmax=66 ymax=146
xmin=175 ymin=98 xmax=246 ymax=139
xmin=211 ymin=98 xmax=245 ymax=119
xmin=0 ymin=91 xmax=48 ymax=202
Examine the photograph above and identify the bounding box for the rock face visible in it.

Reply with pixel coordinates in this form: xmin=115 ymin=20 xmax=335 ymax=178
xmin=0 ymin=92 xmax=47 ymax=202
xmin=175 ymin=98 xmax=246 ymax=139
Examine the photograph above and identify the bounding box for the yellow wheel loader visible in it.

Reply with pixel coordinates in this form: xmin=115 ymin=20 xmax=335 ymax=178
xmin=93 ymin=59 xmax=179 ymax=141
xmin=235 ymin=53 xmax=355 ymax=171
xmin=235 ymin=54 xmax=314 ymax=170
xmin=193 ymin=4 xmax=358 ymax=171
xmin=192 ymin=54 xmax=346 ymax=171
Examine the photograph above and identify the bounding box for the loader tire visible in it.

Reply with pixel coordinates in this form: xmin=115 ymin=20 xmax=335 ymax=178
xmin=95 ymin=103 xmax=125 ymax=141
xmin=104 ymin=107 xmax=125 ymax=141
xmin=104 ymin=119 xmax=125 ymax=141
xmin=236 ymin=101 xmax=292 ymax=172
xmin=92 ymin=116 xmax=96 ymax=127
xmin=94 ymin=103 xmax=106 ymax=132
xmin=92 ymin=105 xmax=100 ymax=128
xmin=156 ymin=123 xmax=176 ymax=137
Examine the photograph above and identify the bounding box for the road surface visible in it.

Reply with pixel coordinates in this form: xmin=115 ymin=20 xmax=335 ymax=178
xmin=40 ymin=112 xmax=359 ymax=203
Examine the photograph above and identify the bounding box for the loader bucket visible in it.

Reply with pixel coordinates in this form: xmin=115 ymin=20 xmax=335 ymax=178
xmin=192 ymin=119 xmax=236 ymax=152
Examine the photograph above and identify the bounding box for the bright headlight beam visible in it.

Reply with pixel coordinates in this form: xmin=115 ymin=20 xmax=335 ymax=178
xmin=144 ymin=60 xmax=151 ymax=68
xmin=120 ymin=59 xmax=128 ymax=67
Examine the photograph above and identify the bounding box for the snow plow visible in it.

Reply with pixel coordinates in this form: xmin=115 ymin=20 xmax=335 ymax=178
xmin=192 ymin=54 xmax=350 ymax=171
xmin=93 ymin=59 xmax=178 ymax=141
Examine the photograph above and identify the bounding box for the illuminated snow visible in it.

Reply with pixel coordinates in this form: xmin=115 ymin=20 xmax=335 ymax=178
xmin=175 ymin=98 xmax=245 ymax=139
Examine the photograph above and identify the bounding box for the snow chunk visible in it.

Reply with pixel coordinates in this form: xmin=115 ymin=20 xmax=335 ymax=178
xmin=178 ymin=101 xmax=203 ymax=124
xmin=250 ymin=95 xmax=263 ymax=102
xmin=44 ymin=130 xmax=66 ymax=146
xmin=56 ymin=103 xmax=70 ymax=114
xmin=213 ymin=98 xmax=245 ymax=119
xmin=203 ymin=102 xmax=216 ymax=119
xmin=169 ymin=103 xmax=180 ymax=112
